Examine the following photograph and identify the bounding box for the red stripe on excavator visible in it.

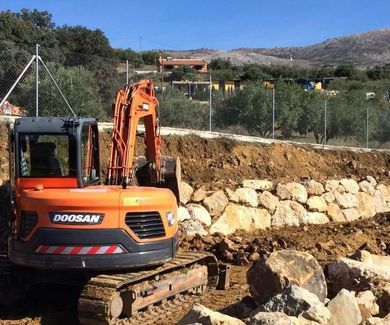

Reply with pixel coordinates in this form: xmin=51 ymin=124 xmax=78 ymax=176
xmin=35 ymin=245 xmax=124 ymax=255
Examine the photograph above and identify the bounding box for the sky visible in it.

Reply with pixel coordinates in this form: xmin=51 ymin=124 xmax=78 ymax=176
xmin=1 ymin=0 xmax=389 ymax=51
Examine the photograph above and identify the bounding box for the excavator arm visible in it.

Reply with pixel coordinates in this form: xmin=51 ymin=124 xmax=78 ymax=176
xmin=107 ymin=79 xmax=181 ymax=203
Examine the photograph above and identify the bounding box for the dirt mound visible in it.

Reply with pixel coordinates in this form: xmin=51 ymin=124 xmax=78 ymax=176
xmin=2 ymin=122 xmax=390 ymax=188
xmin=98 ymin=131 xmax=390 ymax=189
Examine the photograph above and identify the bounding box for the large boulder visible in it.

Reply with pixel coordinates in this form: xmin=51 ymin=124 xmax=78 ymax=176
xmin=306 ymin=196 xmax=328 ymax=213
xmin=340 ymin=178 xmax=360 ymax=194
xmin=192 ymin=186 xmax=207 ymax=203
xmin=180 ymin=182 xmax=194 ymax=204
xmin=242 ymin=179 xmax=273 ymax=191
xmin=356 ymin=290 xmax=379 ymax=320
xmin=272 ymin=201 xmax=306 ymax=227
xmin=326 ymin=203 xmax=346 ymax=222
xmin=225 ymin=188 xmax=239 ymax=203
xmin=304 ymin=180 xmax=325 ymax=196
xmin=356 ymin=192 xmax=377 ymax=219
xmin=258 ymin=191 xmax=279 ymax=214
xmin=235 ymin=187 xmax=258 ymax=207
xmin=327 ymin=289 xmax=362 ymax=325
xmin=359 ymin=180 xmax=376 ymax=196
xmin=342 ymin=208 xmax=360 ymax=221
xmin=181 ymin=219 xmax=208 ymax=237
xmin=203 ymin=190 xmax=228 ymax=217
xmin=177 ymin=303 xmax=245 ymax=325
xmin=325 ymin=180 xmax=339 ymax=192
xmin=209 ymin=203 xmax=270 ymax=236
xmin=178 ymin=206 xmax=191 ymax=222
xmin=256 ymin=285 xmax=330 ymax=324
xmin=304 ymin=212 xmax=329 ymax=225
xmin=334 ymin=191 xmax=358 ymax=209
xmin=327 ymin=256 xmax=390 ymax=295
xmin=187 ymin=203 xmax=212 ymax=226
xmin=247 ymin=250 xmax=327 ymax=306
xmin=376 ymin=184 xmax=390 ymax=203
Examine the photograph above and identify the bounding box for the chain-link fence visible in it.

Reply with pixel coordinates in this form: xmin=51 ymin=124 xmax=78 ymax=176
xmin=1 ymin=41 xmax=390 ymax=149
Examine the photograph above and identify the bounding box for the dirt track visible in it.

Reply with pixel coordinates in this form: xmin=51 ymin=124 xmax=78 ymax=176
xmin=1 ymin=122 xmax=390 ymax=324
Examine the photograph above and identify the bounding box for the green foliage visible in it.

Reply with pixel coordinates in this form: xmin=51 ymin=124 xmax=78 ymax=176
xmin=15 ymin=63 xmax=106 ymax=119
xmin=169 ymin=66 xmax=197 ymax=81
xmin=158 ymin=89 xmax=208 ymax=129
xmin=140 ymin=51 xmax=159 ymax=65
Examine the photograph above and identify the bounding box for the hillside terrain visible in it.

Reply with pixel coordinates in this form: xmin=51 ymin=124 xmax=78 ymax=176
xmin=167 ymin=29 xmax=390 ymax=67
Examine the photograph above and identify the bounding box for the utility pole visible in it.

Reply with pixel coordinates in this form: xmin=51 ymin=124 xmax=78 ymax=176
xmin=35 ymin=44 xmax=39 ymax=117
xmin=126 ymin=60 xmax=129 ymax=85
xmin=209 ymin=74 xmax=212 ymax=132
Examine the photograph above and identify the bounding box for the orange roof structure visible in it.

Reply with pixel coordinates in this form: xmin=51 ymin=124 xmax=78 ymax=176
xmin=157 ymin=54 xmax=208 ymax=73
xmin=0 ymin=101 xmax=25 ymax=116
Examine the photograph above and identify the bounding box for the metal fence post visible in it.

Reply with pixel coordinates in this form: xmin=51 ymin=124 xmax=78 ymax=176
xmin=324 ymin=100 xmax=327 ymax=145
xmin=209 ymin=74 xmax=212 ymax=132
xmin=272 ymin=88 xmax=275 ymax=140
xmin=366 ymin=106 xmax=369 ymax=149
xmin=126 ymin=60 xmax=129 ymax=85
xmin=35 ymin=44 xmax=39 ymax=117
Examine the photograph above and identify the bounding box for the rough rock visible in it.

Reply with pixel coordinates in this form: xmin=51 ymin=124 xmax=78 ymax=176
xmin=321 ymin=192 xmax=335 ymax=204
xmin=258 ymin=191 xmax=279 ymax=214
xmin=356 ymin=192 xmax=377 ymax=219
xmin=178 ymin=206 xmax=191 ymax=222
xmin=225 ymin=188 xmax=239 ymax=203
xmin=235 ymin=187 xmax=258 ymax=207
xmin=209 ymin=203 xmax=270 ymax=236
xmin=306 ymin=196 xmax=327 ymax=212
xmin=373 ymin=190 xmax=389 ymax=213
xmin=340 ymin=178 xmax=360 ymax=194
xmin=353 ymin=250 xmax=390 ymax=271
xmin=305 ymin=212 xmax=329 ymax=225
xmin=286 ymin=182 xmax=308 ymax=204
xmin=327 ymin=203 xmax=346 ymax=222
xmin=367 ymin=176 xmax=377 ymax=187
xmin=247 ymin=250 xmax=327 ymax=306
xmin=365 ymin=314 xmax=390 ymax=325
xmin=327 ymin=257 xmax=390 ymax=294
xmin=342 ymin=208 xmax=360 ymax=221
xmin=359 ymin=180 xmax=376 ymax=196
xmin=242 ymin=179 xmax=273 ymax=191
xmin=305 ymin=180 xmax=325 ymax=196
xmin=325 ymin=180 xmax=339 ymax=192
xmin=256 ymin=285 xmax=330 ymax=324
xmin=203 ymin=190 xmax=228 ymax=217
xmin=244 ymin=311 xmax=300 ymax=325
xmin=334 ymin=191 xmax=358 ymax=209
xmin=181 ymin=219 xmax=208 ymax=237
xmin=192 ymin=186 xmax=207 ymax=203
xmin=187 ymin=204 xmax=212 ymax=226
xmin=276 ymin=183 xmax=291 ymax=200
xmin=272 ymin=201 xmax=306 ymax=227
xmin=376 ymin=184 xmax=390 ymax=203
xmin=177 ymin=303 xmax=245 ymax=325
xmin=356 ymin=290 xmax=379 ymax=319
xmin=180 ymin=182 xmax=194 ymax=204
xmin=327 ymin=289 xmax=362 ymax=325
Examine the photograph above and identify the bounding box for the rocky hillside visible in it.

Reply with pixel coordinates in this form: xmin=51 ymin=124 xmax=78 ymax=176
xmin=167 ymin=29 xmax=390 ymax=67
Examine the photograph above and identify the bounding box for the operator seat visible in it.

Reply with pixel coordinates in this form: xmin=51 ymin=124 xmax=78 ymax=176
xmin=30 ymin=142 xmax=63 ymax=177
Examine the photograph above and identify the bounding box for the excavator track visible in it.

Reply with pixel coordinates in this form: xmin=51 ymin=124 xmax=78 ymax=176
xmin=78 ymin=251 xmax=221 ymax=325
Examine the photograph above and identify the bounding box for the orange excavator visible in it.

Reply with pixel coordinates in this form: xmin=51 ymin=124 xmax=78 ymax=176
xmin=5 ymin=80 xmax=226 ymax=324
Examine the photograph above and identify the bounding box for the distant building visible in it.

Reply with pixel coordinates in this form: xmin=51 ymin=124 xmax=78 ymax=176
xmin=157 ymin=54 xmax=208 ymax=73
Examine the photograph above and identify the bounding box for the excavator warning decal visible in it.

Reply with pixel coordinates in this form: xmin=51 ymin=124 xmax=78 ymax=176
xmin=123 ymin=197 xmax=140 ymax=206
xmin=35 ymin=245 xmax=125 ymax=255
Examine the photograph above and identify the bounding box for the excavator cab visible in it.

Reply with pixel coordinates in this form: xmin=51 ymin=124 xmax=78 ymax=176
xmin=13 ymin=117 xmax=99 ymax=188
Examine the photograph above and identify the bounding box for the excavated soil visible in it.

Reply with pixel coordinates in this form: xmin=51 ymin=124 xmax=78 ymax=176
xmin=1 ymin=122 xmax=390 ymax=324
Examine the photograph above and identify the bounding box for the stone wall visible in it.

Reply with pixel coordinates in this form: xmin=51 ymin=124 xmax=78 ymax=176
xmin=179 ymin=176 xmax=390 ymax=237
